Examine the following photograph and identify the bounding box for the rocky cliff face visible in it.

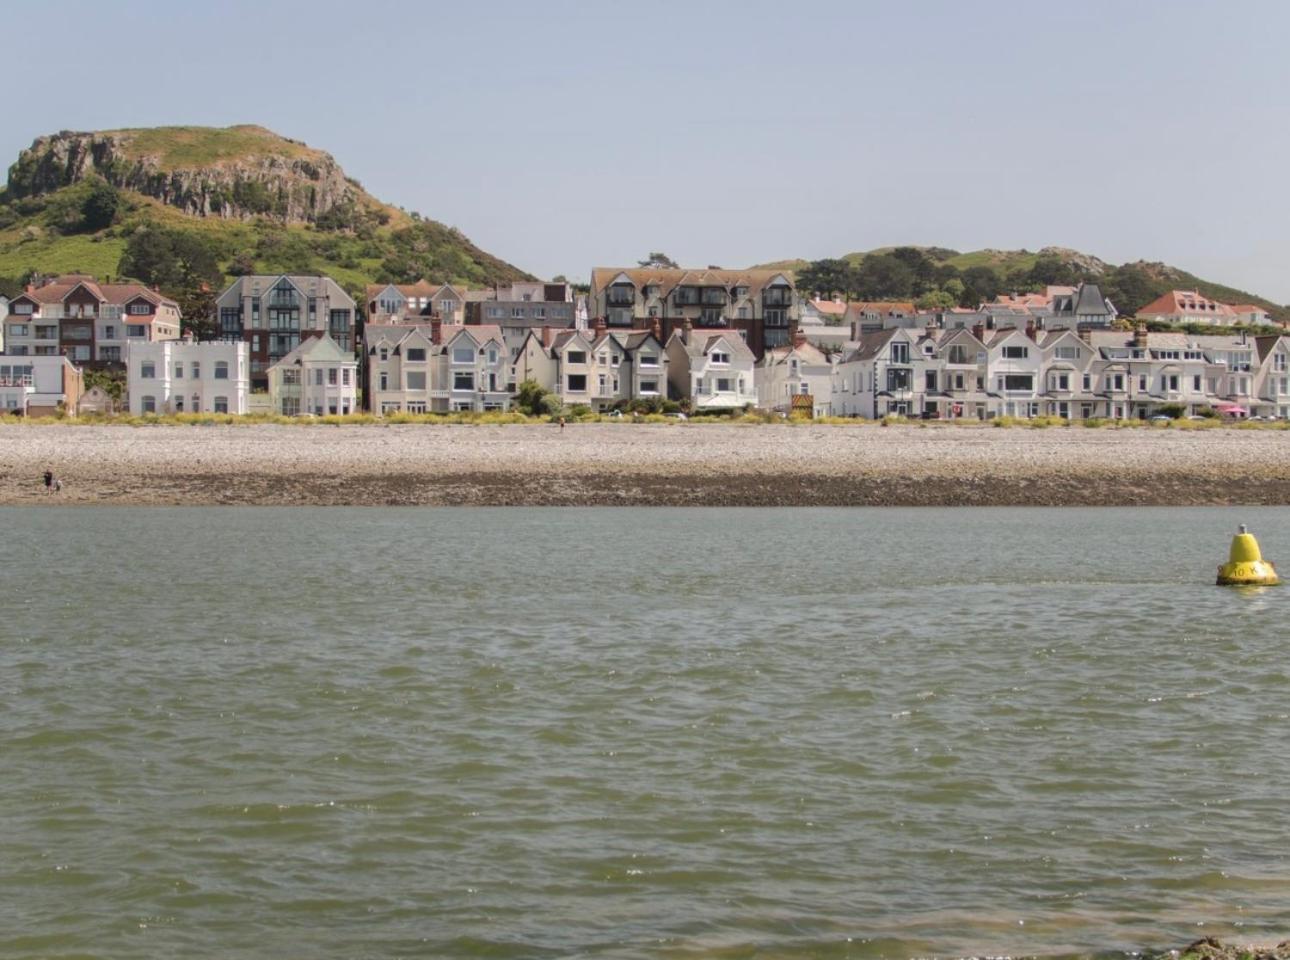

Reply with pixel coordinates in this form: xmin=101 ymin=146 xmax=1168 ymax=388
xmin=6 ymin=128 xmax=365 ymax=225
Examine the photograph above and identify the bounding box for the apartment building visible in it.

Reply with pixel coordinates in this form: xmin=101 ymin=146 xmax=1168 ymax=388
xmin=214 ymin=275 xmax=356 ymax=388
xmin=365 ymin=280 xmax=469 ymax=326
xmin=3 ymin=275 xmax=180 ymax=363
xmin=467 ymin=281 xmax=579 ymax=358
xmin=266 ymin=333 xmax=358 ymax=416
xmin=0 ymin=354 xmax=83 ymax=416
xmin=126 ymin=340 xmax=249 ymax=415
xmin=589 ymin=267 xmax=798 ymax=358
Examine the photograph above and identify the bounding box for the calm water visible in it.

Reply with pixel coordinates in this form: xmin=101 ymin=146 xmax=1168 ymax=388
xmin=3 ymin=506 xmax=1290 ymax=960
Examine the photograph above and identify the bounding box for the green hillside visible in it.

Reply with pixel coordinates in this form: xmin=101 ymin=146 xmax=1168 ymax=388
xmin=0 ymin=125 xmax=533 ymax=308
xmin=756 ymin=246 xmax=1288 ymax=323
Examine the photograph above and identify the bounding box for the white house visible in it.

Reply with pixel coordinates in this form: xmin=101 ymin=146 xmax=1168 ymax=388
xmin=986 ymin=327 xmax=1044 ymax=418
xmin=0 ymin=354 xmax=83 ymax=417
xmin=831 ymin=328 xmax=920 ymax=418
xmin=365 ymin=322 xmax=437 ymax=413
xmin=756 ymin=331 xmax=834 ymax=416
xmin=267 ymin=334 xmax=357 ymax=416
xmin=127 ymin=340 xmax=249 ymax=415
xmin=439 ymin=325 xmax=511 ymax=411
xmin=665 ymin=323 xmax=757 ymax=410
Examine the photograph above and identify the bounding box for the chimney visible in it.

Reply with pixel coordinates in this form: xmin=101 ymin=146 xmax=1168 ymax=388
xmin=793 ymin=327 xmax=808 ymax=348
xmin=1078 ymin=326 xmax=1092 ymax=344
xmin=593 ymin=318 xmax=607 ymax=338
xmin=683 ymin=318 xmax=693 ymax=345
xmin=652 ymin=317 xmax=661 ymax=341
xmin=541 ymin=325 xmax=554 ymax=349
xmin=24 ymin=284 xmax=33 ymax=294
xmin=1025 ymin=320 xmax=1037 ymax=342
xmin=1134 ymin=322 xmax=1148 ymax=348
xmin=430 ymin=318 xmax=442 ymax=345
xmin=972 ymin=322 xmax=985 ymax=343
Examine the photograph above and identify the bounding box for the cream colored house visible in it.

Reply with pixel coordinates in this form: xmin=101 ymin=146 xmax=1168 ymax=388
xmin=267 ymin=334 xmax=357 ymax=416
xmin=665 ymin=323 xmax=757 ymax=410
xmin=756 ymin=332 xmax=834 ymax=416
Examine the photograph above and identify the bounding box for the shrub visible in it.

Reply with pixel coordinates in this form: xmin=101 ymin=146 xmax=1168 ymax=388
xmin=1156 ymin=403 xmax=1186 ymax=419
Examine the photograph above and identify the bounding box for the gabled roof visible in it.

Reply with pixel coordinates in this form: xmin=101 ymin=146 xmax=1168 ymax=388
xmin=839 ymin=328 xmax=901 ymax=364
xmin=590 ymin=267 xmax=794 ymax=298
xmin=445 ymin=324 xmax=504 ymax=348
xmin=1254 ymin=335 xmax=1289 ymax=363
xmin=269 ymin=332 xmax=352 ymax=369
xmin=760 ymin=339 xmax=830 ymax=367
xmin=667 ymin=328 xmax=756 ymax=362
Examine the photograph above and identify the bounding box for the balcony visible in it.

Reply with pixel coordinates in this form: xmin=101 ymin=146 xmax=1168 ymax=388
xmin=762 ymin=289 xmax=794 ymax=307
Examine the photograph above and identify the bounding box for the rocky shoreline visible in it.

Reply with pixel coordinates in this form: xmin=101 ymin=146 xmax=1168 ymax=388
xmin=1 ymin=422 xmax=1288 ymax=507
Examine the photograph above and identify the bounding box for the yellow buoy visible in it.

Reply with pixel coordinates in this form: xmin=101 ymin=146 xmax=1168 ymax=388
xmin=1216 ymin=525 xmax=1281 ymax=586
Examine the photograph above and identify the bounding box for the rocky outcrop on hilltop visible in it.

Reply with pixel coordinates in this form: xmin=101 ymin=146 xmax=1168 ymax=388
xmin=6 ymin=127 xmax=365 ymax=225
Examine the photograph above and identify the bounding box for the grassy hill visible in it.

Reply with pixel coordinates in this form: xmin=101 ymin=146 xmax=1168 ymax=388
xmin=0 ymin=125 xmax=533 ymax=301
xmin=755 ymin=246 xmax=1288 ymax=322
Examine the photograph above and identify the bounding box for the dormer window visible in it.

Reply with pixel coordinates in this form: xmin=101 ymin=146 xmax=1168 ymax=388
xmin=710 ymin=351 xmax=730 ymax=365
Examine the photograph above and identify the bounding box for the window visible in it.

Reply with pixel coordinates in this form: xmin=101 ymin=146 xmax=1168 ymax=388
xmin=1083 ymin=374 xmax=1091 ymax=390
xmin=142 ymin=396 xmax=156 ymax=413
xmin=567 ymin=374 xmax=587 ymax=392
xmin=127 ymin=325 xmax=146 ymax=338
xmin=14 ymin=302 xmax=33 ymax=315
xmin=314 ymin=369 xmax=324 ymax=386
xmin=717 ymin=378 xmax=732 ymax=392
xmin=328 ymin=368 xmax=338 ymax=386
xmin=406 ymin=348 xmax=426 ymax=362
xmin=141 ymin=361 xmax=156 ymax=379
xmin=281 ymin=398 xmax=300 ymax=416
xmin=639 ymin=353 xmax=658 ymax=367
xmin=1193 ymin=375 xmax=1202 ymax=391
xmin=454 ymin=371 xmax=475 ymax=391
xmin=379 ymin=373 xmax=388 ymax=390
xmin=925 ymin=370 xmax=938 ymax=390
xmin=175 ymin=363 xmax=184 ymax=379
xmin=1002 ymin=345 xmax=1029 ymax=359
xmin=215 ymin=361 xmax=229 ymax=380
xmin=191 ymin=362 xmax=200 ymax=379
xmin=566 ymin=350 xmax=586 ymax=364
xmin=214 ymin=397 xmax=228 ymax=414
xmin=72 ymin=345 xmax=90 ymax=361
xmin=1001 ymin=374 xmax=1034 ymax=391
xmin=1138 ymin=374 xmax=1147 ymax=391
xmin=342 ymin=368 xmax=351 ymax=386
xmin=1050 ymin=372 xmax=1070 ymax=391
xmin=35 ymin=325 xmax=58 ymax=339
xmin=380 ymin=347 xmax=389 ymax=362
xmin=10 ymin=324 xmax=28 ymax=337
xmin=598 ymin=374 xmax=607 ymax=389
xmin=890 ymin=342 xmax=909 ymax=364
xmin=710 ymin=351 xmax=730 ymax=365
xmin=103 ymin=326 xmax=116 ymax=340
xmin=129 ymin=303 xmax=151 ymax=315
xmin=174 ymin=397 xmax=184 ymax=412
xmin=452 ymin=346 xmax=475 ymax=364
xmin=407 ymin=371 xmax=427 ymax=390
xmin=1054 ymin=346 xmax=1080 ymax=360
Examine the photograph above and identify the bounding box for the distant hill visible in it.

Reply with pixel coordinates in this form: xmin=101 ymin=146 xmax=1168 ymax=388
xmin=755 ymin=246 xmax=1288 ymax=322
xmin=0 ymin=125 xmax=533 ymax=301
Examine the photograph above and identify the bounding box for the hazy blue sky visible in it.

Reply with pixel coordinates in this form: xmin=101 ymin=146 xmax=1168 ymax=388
xmin=3 ymin=0 xmax=1287 ymax=300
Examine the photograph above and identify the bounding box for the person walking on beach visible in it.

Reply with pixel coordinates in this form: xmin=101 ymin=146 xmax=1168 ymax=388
xmin=42 ymin=469 xmax=53 ymax=494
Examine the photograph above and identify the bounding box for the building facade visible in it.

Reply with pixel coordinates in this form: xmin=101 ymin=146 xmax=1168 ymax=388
xmin=589 ymin=267 xmax=798 ymax=358
xmin=126 ymin=340 xmax=249 ymax=415
xmin=267 ymin=333 xmax=358 ymax=416
xmin=665 ymin=324 xmax=758 ymax=410
xmin=215 ymin=275 xmax=356 ymax=389
xmin=3 ymin=275 xmax=180 ymax=363
xmin=0 ymin=354 xmax=83 ymax=416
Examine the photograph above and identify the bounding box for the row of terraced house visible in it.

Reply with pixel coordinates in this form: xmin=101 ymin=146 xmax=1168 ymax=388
xmin=2 ymin=269 xmax=1287 ymax=419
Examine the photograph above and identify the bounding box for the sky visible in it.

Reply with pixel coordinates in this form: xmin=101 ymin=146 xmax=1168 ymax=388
xmin=3 ymin=0 xmax=1288 ymax=300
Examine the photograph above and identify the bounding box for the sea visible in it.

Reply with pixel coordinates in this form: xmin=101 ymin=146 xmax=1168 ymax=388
xmin=3 ymin=506 xmax=1289 ymax=959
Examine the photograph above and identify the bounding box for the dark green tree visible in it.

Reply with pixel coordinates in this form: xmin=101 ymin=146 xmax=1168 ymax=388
xmin=79 ymin=178 xmax=121 ymax=232
xmin=796 ymin=258 xmax=855 ymax=299
xmin=855 ymin=254 xmax=915 ymax=300
xmin=637 ymin=252 xmax=679 ymax=269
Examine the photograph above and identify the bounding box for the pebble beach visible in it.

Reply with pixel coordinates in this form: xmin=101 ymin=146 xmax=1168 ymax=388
xmin=2 ymin=421 xmax=1289 ymax=506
